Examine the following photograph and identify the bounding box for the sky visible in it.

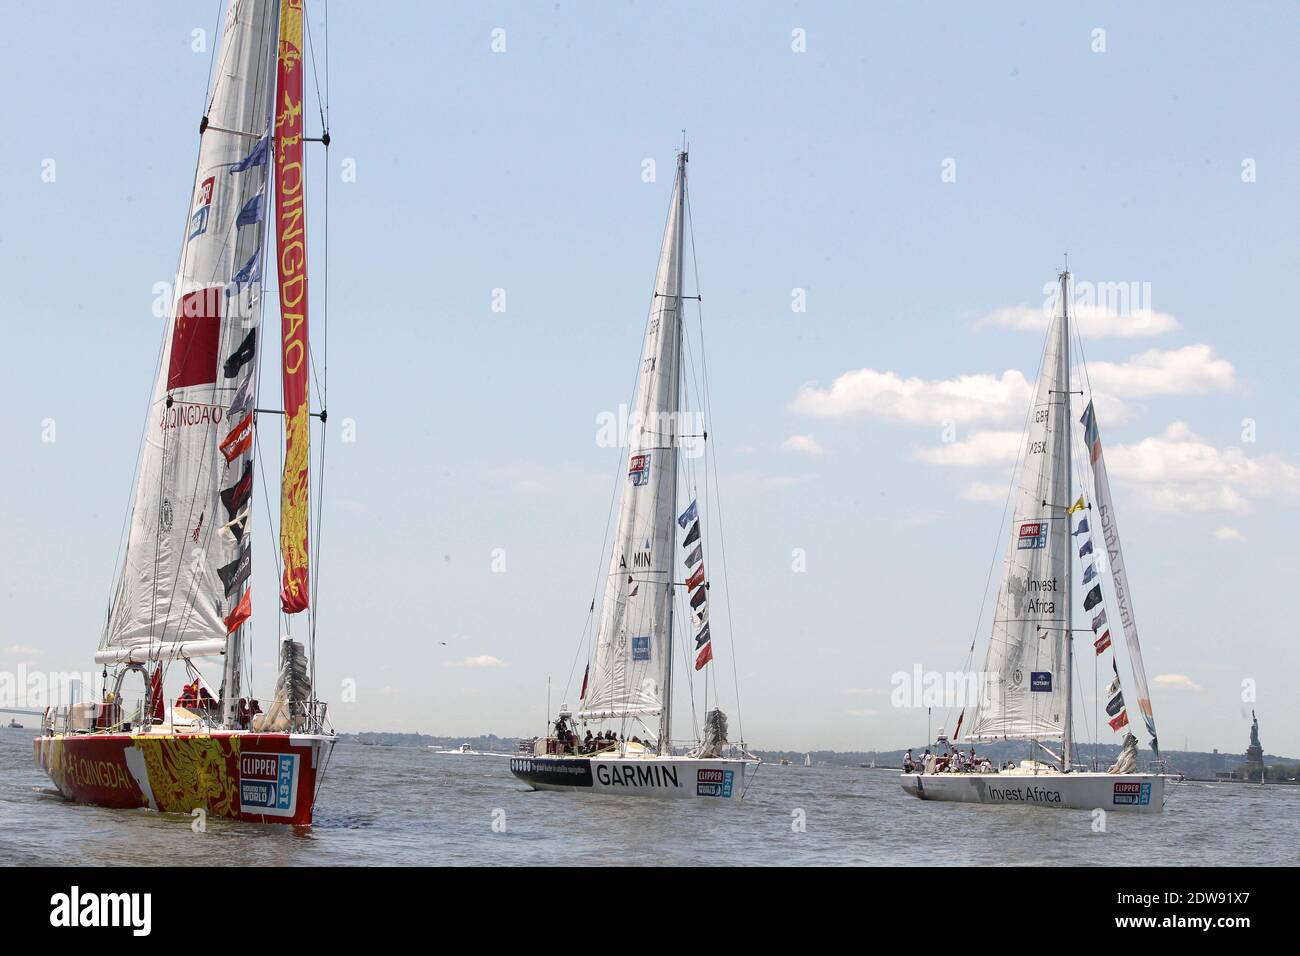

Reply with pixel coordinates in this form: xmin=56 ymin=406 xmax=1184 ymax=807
xmin=1 ymin=1 xmax=1296 ymax=757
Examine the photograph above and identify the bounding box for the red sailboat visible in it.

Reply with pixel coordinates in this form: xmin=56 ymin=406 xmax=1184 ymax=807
xmin=35 ymin=0 xmax=335 ymax=826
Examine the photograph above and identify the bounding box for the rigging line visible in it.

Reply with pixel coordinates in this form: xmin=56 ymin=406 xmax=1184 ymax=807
xmin=684 ymin=176 xmax=744 ymax=745
xmin=202 ymin=0 xmax=225 ymax=115
xmin=304 ymin=4 xmax=327 ymax=132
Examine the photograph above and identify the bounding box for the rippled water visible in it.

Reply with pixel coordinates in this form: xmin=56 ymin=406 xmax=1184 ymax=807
xmin=2 ymin=729 xmax=1296 ymax=866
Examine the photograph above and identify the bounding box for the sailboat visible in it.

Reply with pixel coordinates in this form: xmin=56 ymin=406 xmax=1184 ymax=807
xmin=900 ymin=270 xmax=1170 ymax=813
xmin=804 ymin=753 xmax=812 ymax=768
xmin=34 ymin=0 xmax=335 ymax=826
xmin=510 ymin=149 xmax=756 ymax=800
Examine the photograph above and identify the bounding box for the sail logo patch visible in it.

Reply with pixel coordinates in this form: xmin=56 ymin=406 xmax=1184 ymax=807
xmin=1030 ymin=671 xmax=1052 ymax=692
xmin=1112 ymin=781 xmax=1151 ymax=806
xmin=628 ymin=454 xmax=651 ymax=486
xmin=1017 ymin=521 xmax=1048 ymax=550
xmin=697 ymin=768 xmax=734 ymax=798
xmin=189 ymin=175 xmax=215 ymax=240
xmin=239 ymin=752 xmax=297 ymax=816
xmin=631 ymin=635 xmax=650 ymax=661
xmin=166 ymin=288 xmax=223 ymax=390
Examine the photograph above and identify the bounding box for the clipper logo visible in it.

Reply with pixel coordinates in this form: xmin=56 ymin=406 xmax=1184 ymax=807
xmin=189 ymin=175 xmax=215 ymax=240
xmin=628 ymin=453 xmax=650 ymax=486
xmin=239 ymin=752 xmax=298 ymax=816
xmin=1017 ymin=521 xmax=1047 ymax=550
xmin=50 ymin=886 xmax=151 ymax=936
xmin=697 ymin=768 xmax=734 ymax=798
xmin=1112 ymin=781 xmax=1151 ymax=806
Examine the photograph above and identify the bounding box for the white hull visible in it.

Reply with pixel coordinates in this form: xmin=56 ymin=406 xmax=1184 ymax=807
xmin=900 ymin=770 xmax=1166 ymax=812
xmin=511 ymin=754 xmax=751 ymax=801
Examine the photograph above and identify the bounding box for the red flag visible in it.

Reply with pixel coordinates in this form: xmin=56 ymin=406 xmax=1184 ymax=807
xmin=1094 ymin=629 xmax=1112 ymax=655
xmin=694 ymin=642 xmax=713 ymax=670
xmin=953 ymin=709 xmax=965 ymax=741
xmin=1108 ymin=709 xmax=1129 ymax=731
xmin=149 ymin=665 xmax=165 ymax=722
xmin=223 ymin=590 xmax=252 ymax=633
xmin=685 ymin=565 xmax=705 ymax=592
xmin=219 ymin=411 xmax=253 ymax=463
xmin=579 ymin=663 xmax=589 ymax=700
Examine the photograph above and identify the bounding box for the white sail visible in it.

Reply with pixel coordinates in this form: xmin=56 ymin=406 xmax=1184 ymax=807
xmin=969 ymin=295 xmax=1072 ymax=741
xmin=579 ymin=156 xmax=687 ymax=722
xmin=103 ymin=0 xmax=279 ymax=660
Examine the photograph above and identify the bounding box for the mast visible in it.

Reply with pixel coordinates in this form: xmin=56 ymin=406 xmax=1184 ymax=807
xmin=659 ymin=148 xmax=687 ymax=755
xmin=1061 ymin=269 xmax=1073 ymax=771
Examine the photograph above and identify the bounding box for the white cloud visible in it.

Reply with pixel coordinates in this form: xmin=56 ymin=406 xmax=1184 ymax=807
xmin=1087 ymin=345 xmax=1237 ymax=398
xmin=913 ymin=430 xmax=1022 ymax=468
xmin=1106 ymin=422 xmax=1300 ymax=514
xmin=4 ymin=644 xmax=41 ymax=658
xmin=793 ymin=368 xmax=1031 ymax=425
xmin=444 ymin=655 xmax=508 ymax=669
xmin=1153 ymin=674 xmax=1203 ymax=692
xmin=1213 ymin=527 xmax=1247 ymax=543
xmin=980 ymin=303 xmax=1181 ymax=338
xmin=781 ymin=434 xmax=825 ymax=456
xmin=960 ymin=481 xmax=1010 ymax=502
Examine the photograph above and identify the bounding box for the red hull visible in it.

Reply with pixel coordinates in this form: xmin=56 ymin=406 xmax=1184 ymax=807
xmin=34 ymin=731 xmax=333 ymax=826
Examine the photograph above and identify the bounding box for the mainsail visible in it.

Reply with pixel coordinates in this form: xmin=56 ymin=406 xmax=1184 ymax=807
xmin=1080 ymin=400 xmax=1159 ymax=754
xmin=100 ymin=0 xmax=279 ymax=665
xmin=579 ymin=154 xmax=687 ymax=726
xmin=969 ymin=283 xmax=1072 ymax=741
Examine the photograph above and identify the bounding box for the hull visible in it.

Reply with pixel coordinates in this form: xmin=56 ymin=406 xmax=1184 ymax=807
xmin=900 ymin=770 xmax=1166 ymax=813
xmin=511 ymin=754 xmax=750 ymax=801
xmin=35 ymin=731 xmax=334 ymax=826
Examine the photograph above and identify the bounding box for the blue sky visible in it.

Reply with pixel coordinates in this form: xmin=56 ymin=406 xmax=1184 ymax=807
xmin=1 ymin=2 xmax=1296 ymax=756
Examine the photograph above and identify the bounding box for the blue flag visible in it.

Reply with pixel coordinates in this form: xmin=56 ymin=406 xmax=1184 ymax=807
xmin=677 ymin=499 xmax=698 ymax=530
xmin=229 ymin=134 xmax=268 ymax=173
xmin=225 ymin=251 xmax=261 ymax=297
xmin=1082 ymin=563 xmax=1097 ymax=585
xmin=1078 ymin=539 xmax=1094 ymax=558
xmin=1072 ymin=517 xmax=1089 ymax=536
xmin=236 ymin=189 xmax=265 ymax=227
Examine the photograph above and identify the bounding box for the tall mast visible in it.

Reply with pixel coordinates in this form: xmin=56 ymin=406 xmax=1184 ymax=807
xmin=659 ymin=148 xmax=688 ymax=755
xmin=1061 ymin=269 xmax=1073 ymax=771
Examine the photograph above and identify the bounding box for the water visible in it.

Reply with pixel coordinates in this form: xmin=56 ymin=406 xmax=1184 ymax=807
xmin=2 ymin=730 xmax=1296 ymax=865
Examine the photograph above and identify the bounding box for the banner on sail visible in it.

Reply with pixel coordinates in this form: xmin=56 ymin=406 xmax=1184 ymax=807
xmin=1081 ymin=401 xmax=1157 ymax=752
xmin=275 ymin=0 xmax=310 ymax=613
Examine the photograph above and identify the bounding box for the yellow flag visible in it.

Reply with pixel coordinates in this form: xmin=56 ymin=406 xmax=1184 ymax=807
xmin=1067 ymin=496 xmax=1086 ymax=514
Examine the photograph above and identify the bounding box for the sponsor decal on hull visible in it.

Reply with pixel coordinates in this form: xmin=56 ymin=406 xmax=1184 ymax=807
xmin=510 ymin=757 xmax=594 ymax=788
xmin=239 ymin=752 xmax=299 ymax=817
xmin=1112 ymin=780 xmax=1152 ymax=806
xmin=697 ymin=768 xmax=734 ymax=798
xmin=985 ymin=783 xmax=1063 ymax=804
xmin=35 ymin=734 xmax=321 ymax=825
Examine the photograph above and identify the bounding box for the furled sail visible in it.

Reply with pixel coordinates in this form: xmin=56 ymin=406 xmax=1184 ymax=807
xmin=969 ymin=299 xmax=1072 ymax=740
xmin=99 ymin=0 xmax=279 ymax=665
xmin=1080 ymin=400 xmax=1159 ymax=754
xmin=579 ymin=156 xmax=687 ymax=720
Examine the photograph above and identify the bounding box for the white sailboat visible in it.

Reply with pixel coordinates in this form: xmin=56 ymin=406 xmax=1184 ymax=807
xmin=901 ymin=270 xmax=1171 ymax=813
xmin=35 ymin=0 xmax=336 ymax=826
xmin=510 ymin=149 xmax=756 ymax=800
